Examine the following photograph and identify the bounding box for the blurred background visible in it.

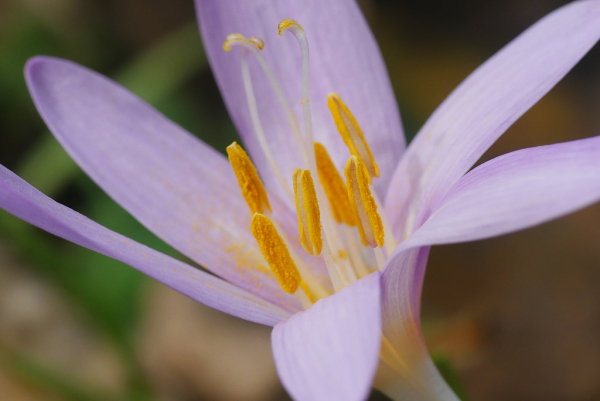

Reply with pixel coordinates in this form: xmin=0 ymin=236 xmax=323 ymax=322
xmin=0 ymin=0 xmax=599 ymax=400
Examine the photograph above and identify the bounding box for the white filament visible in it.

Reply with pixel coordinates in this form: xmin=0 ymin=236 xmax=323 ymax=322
xmin=240 ymin=49 xmax=295 ymax=203
xmin=280 ymin=23 xmax=359 ymax=287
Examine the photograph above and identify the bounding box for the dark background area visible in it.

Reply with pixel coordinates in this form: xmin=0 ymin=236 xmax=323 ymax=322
xmin=0 ymin=0 xmax=599 ymax=400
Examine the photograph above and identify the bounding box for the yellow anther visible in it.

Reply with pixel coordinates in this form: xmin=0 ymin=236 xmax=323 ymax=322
xmin=223 ymin=33 xmax=265 ymax=52
xmin=227 ymin=142 xmax=271 ymax=214
xmin=345 ymin=156 xmax=384 ymax=248
xmin=328 ymin=93 xmax=380 ymax=179
xmin=278 ymin=19 xmax=304 ymax=36
xmin=293 ymin=169 xmax=323 ymax=256
xmin=314 ymin=143 xmax=356 ymax=226
xmin=251 ymin=213 xmax=301 ymax=294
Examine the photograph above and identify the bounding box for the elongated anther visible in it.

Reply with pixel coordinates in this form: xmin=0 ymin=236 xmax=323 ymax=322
xmin=227 ymin=142 xmax=271 ymax=214
xmin=251 ymin=213 xmax=302 ymax=293
xmin=293 ymin=169 xmax=323 ymax=256
xmin=328 ymin=93 xmax=380 ymax=179
xmin=345 ymin=156 xmax=384 ymax=248
xmin=314 ymin=143 xmax=355 ymax=226
xmin=223 ymin=33 xmax=265 ymax=52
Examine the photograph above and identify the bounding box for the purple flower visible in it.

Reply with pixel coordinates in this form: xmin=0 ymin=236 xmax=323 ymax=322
xmin=1 ymin=0 xmax=600 ymax=400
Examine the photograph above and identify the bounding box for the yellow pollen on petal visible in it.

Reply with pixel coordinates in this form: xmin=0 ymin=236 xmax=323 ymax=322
xmin=293 ymin=168 xmax=323 ymax=256
xmin=299 ymin=281 xmax=316 ymax=304
xmin=345 ymin=156 xmax=384 ymax=248
xmin=226 ymin=142 xmax=271 ymax=214
xmin=277 ymin=19 xmax=304 ymax=36
xmin=328 ymin=93 xmax=380 ymax=179
xmin=251 ymin=213 xmax=301 ymax=294
xmin=223 ymin=33 xmax=265 ymax=52
xmin=314 ymin=142 xmax=356 ymax=226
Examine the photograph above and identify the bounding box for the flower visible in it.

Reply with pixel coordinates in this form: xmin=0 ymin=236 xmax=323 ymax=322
xmin=0 ymin=0 xmax=599 ymax=400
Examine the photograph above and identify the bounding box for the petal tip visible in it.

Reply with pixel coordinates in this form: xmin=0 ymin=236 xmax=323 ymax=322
xmin=24 ymin=55 xmax=60 ymax=79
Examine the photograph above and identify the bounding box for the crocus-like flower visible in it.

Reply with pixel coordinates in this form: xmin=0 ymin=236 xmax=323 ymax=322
xmin=1 ymin=1 xmax=600 ymax=400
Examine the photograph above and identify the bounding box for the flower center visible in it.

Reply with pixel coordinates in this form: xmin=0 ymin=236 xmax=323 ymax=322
xmin=223 ymin=19 xmax=397 ymax=308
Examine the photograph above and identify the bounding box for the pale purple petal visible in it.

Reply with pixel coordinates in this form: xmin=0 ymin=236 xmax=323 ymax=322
xmin=272 ymin=272 xmax=381 ymax=401
xmin=25 ymin=56 xmax=308 ymax=311
xmin=381 ymin=247 xmax=428 ymax=353
xmin=385 ymin=1 xmax=600 ymax=238
xmin=196 ymin=0 xmax=405 ymax=198
xmin=378 ymin=247 xmax=459 ymax=400
xmin=395 ymin=136 xmax=600 ymax=252
xmin=379 ymin=135 xmax=600 ymax=398
xmin=0 ymin=164 xmax=291 ymax=326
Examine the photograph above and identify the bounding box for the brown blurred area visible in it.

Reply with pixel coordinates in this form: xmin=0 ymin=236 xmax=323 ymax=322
xmin=1 ymin=0 xmax=600 ymax=400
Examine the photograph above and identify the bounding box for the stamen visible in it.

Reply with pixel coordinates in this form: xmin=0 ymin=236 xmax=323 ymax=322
xmin=293 ymin=169 xmax=323 ymax=256
xmin=251 ymin=213 xmax=301 ymax=294
xmin=227 ymin=142 xmax=271 ymax=214
xmin=314 ymin=143 xmax=355 ymax=226
xmin=345 ymin=156 xmax=385 ymax=248
xmin=328 ymin=93 xmax=380 ymax=179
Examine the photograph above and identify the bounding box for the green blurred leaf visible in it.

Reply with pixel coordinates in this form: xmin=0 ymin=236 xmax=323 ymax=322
xmin=0 ymin=335 xmax=119 ymax=401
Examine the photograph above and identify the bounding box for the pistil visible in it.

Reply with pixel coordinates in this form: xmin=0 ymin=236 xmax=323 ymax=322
xmin=240 ymin=49 xmax=295 ymax=202
xmin=279 ymin=19 xmax=358 ymax=288
xmin=223 ymin=33 xmax=310 ymax=169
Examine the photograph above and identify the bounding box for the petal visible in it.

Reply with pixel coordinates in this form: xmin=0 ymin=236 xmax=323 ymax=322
xmin=0 ymin=164 xmax=291 ymax=326
xmin=196 ymin=0 xmax=405 ymax=198
xmin=379 ymin=247 xmax=460 ymax=400
xmin=385 ymin=1 xmax=600 ymax=238
xmin=271 ymin=272 xmax=382 ymax=401
xmin=25 ymin=56 xmax=310 ymax=312
xmin=379 ymin=136 xmax=600 ymax=398
xmin=395 ymin=136 xmax=600 ymax=251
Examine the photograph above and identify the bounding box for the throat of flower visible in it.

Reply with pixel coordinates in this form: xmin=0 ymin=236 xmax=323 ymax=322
xmin=222 ymin=18 xmax=400 ymax=309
